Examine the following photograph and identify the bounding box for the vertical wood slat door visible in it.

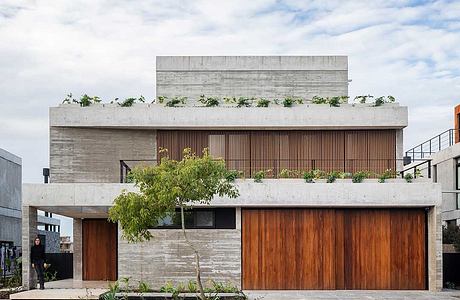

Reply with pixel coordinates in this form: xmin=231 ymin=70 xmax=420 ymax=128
xmin=242 ymin=208 xmax=426 ymax=290
xmin=83 ymin=219 xmax=117 ymax=281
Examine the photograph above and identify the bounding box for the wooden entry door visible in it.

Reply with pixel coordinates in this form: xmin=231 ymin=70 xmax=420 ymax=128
xmin=82 ymin=219 xmax=117 ymax=281
xmin=242 ymin=208 xmax=426 ymax=290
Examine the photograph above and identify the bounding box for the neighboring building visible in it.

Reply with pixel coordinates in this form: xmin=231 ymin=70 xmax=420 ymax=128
xmin=22 ymin=56 xmax=443 ymax=291
xmin=0 ymin=148 xmax=21 ymax=248
xmin=37 ymin=211 xmax=61 ymax=253
xmin=404 ymin=104 xmax=460 ymax=227
xmin=60 ymin=236 xmax=73 ymax=253
xmin=0 ymin=148 xmax=22 ymax=277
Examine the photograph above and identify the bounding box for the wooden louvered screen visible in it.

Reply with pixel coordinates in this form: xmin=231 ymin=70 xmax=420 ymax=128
xmin=157 ymin=130 xmax=396 ymax=176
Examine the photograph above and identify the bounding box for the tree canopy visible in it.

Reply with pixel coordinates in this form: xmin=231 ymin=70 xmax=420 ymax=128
xmin=108 ymin=148 xmax=240 ymax=242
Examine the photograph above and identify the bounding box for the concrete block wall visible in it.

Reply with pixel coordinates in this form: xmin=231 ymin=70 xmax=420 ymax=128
xmin=50 ymin=127 xmax=156 ymax=183
xmin=118 ymin=209 xmax=242 ymax=289
xmin=156 ymin=56 xmax=348 ymax=103
xmin=37 ymin=229 xmax=60 ymax=253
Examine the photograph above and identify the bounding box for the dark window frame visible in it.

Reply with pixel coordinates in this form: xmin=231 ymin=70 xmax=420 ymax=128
xmin=152 ymin=208 xmax=235 ymax=229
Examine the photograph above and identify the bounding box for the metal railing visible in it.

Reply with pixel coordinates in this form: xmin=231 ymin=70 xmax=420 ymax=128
xmin=120 ymin=158 xmax=431 ymax=183
xmin=405 ymin=129 xmax=459 ymax=161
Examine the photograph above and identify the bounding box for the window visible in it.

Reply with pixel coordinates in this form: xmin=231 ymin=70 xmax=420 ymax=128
xmin=153 ymin=208 xmax=236 ymax=229
xmin=432 ymin=165 xmax=437 ymax=183
xmin=457 ymin=193 xmax=460 ymax=210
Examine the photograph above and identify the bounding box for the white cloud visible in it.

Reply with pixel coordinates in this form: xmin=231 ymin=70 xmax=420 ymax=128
xmin=0 ymin=0 xmax=459 ymax=185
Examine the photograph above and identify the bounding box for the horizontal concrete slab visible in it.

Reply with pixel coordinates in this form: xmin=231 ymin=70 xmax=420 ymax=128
xmin=23 ymin=180 xmax=441 ymax=218
xmin=50 ymin=104 xmax=408 ymax=130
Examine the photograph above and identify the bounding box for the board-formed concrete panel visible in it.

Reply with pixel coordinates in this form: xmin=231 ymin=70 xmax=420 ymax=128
xmin=50 ymin=104 xmax=408 ymax=130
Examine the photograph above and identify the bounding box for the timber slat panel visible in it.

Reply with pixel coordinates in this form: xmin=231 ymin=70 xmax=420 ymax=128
xmin=242 ymin=208 xmax=426 ymax=290
xmin=82 ymin=219 xmax=117 ymax=281
xmin=157 ymin=130 xmax=396 ymax=176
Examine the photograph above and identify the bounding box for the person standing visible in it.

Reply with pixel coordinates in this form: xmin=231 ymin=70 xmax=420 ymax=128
xmin=30 ymin=237 xmax=46 ymax=290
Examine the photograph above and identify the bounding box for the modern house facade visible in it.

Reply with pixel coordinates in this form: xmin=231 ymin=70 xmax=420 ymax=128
xmin=23 ymin=56 xmax=443 ymax=291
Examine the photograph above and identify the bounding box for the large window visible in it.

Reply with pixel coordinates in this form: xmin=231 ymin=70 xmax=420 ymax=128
xmin=154 ymin=208 xmax=236 ymax=229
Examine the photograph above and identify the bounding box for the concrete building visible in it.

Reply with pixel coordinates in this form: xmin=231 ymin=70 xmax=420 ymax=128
xmin=0 ymin=148 xmax=22 ymax=248
xmin=60 ymin=236 xmax=73 ymax=253
xmin=22 ymin=56 xmax=443 ymax=291
xmin=404 ymin=105 xmax=460 ymax=227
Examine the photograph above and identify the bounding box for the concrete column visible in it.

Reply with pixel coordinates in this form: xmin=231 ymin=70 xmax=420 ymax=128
xmin=73 ymin=218 xmax=82 ymax=280
xmin=428 ymin=205 xmax=443 ymax=291
xmin=22 ymin=206 xmax=37 ymax=290
xmin=396 ymin=129 xmax=404 ymax=171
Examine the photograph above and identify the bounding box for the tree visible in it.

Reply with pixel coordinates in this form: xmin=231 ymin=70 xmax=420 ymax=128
xmin=108 ymin=148 xmax=239 ymax=300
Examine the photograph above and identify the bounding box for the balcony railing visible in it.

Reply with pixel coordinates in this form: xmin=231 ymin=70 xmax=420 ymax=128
xmin=405 ymin=129 xmax=459 ymax=161
xmin=120 ymin=158 xmax=431 ymax=183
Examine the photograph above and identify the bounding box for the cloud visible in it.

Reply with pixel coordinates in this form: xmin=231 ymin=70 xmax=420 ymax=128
xmin=0 ymin=0 xmax=459 ymax=185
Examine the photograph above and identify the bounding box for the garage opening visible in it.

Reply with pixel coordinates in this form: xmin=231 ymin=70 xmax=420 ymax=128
xmin=242 ymin=208 xmax=426 ymax=290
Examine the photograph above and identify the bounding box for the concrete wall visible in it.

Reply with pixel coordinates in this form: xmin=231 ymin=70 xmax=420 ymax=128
xmin=118 ymin=208 xmax=241 ymax=288
xmin=156 ymin=56 xmax=348 ymax=102
xmin=0 ymin=148 xmax=21 ymax=246
xmin=50 ymin=127 xmax=156 ymax=183
xmin=50 ymin=104 xmax=408 ymax=130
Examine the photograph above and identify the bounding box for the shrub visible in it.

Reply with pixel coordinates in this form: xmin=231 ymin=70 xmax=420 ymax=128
xmin=352 ymin=171 xmax=370 ymax=183
xmin=354 ymin=95 xmax=373 ymax=104
xmin=226 ymin=170 xmax=243 ymax=182
xmin=378 ymin=169 xmax=396 ymax=183
xmin=374 ymin=95 xmax=396 ymax=107
xmin=256 ymin=98 xmax=270 ymax=107
xmin=311 ymin=95 xmax=327 ymax=104
xmin=326 ymin=171 xmax=343 ymax=183
xmin=157 ymin=96 xmax=167 ymax=104
xmin=236 ymin=97 xmax=252 ymax=107
xmin=165 ymin=96 xmax=187 ymax=107
xmin=303 ymin=170 xmax=315 ymax=183
xmin=282 ymin=97 xmax=295 ymax=107
xmin=279 ymin=169 xmax=300 ymax=178
xmin=443 ymin=225 xmax=460 ymax=251
xmin=138 ymin=281 xmax=150 ymax=293
xmin=404 ymin=173 xmax=413 ymax=183
xmin=254 ymin=170 xmax=268 ymax=183
xmin=199 ymin=95 xmax=220 ymax=107
xmin=118 ymin=96 xmax=145 ymax=107
xmin=328 ymin=96 xmax=342 ymax=107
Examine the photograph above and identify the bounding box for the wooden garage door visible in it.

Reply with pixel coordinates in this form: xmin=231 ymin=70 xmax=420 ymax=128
xmin=82 ymin=219 xmax=117 ymax=281
xmin=242 ymin=208 xmax=426 ymax=290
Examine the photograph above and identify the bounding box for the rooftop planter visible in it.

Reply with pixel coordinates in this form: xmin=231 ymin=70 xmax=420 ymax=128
xmin=60 ymin=94 xmax=399 ymax=108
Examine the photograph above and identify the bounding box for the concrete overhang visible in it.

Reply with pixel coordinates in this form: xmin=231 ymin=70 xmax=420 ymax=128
xmin=23 ymin=180 xmax=440 ymax=218
xmin=50 ymin=104 xmax=408 ymax=130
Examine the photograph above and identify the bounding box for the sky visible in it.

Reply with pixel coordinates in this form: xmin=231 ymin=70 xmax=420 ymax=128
xmin=1 ymin=0 xmax=460 ymax=237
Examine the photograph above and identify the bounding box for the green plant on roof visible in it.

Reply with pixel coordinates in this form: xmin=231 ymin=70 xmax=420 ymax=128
xmin=256 ymin=98 xmax=270 ymax=107
xmin=404 ymin=173 xmax=413 ymax=183
xmin=311 ymin=95 xmax=328 ymax=104
xmin=378 ymin=169 xmax=396 ymax=183
xmin=352 ymin=171 xmax=370 ymax=183
xmin=118 ymin=96 xmax=145 ymax=107
xmin=354 ymin=95 xmax=374 ymax=104
xmin=374 ymin=95 xmax=396 ymax=107
xmin=165 ymin=96 xmax=187 ymax=107
xmin=199 ymin=95 xmax=220 ymax=107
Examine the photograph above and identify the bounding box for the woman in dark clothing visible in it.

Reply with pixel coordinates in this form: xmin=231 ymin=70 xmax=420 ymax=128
xmin=30 ymin=237 xmax=46 ymax=290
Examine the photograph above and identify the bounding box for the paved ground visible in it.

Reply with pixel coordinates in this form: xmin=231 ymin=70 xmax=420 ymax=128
xmin=9 ymin=288 xmax=107 ymax=299
xmin=245 ymin=290 xmax=460 ymax=300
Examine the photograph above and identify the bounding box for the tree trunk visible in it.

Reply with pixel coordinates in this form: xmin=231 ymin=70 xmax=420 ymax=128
xmin=180 ymin=206 xmax=207 ymax=300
